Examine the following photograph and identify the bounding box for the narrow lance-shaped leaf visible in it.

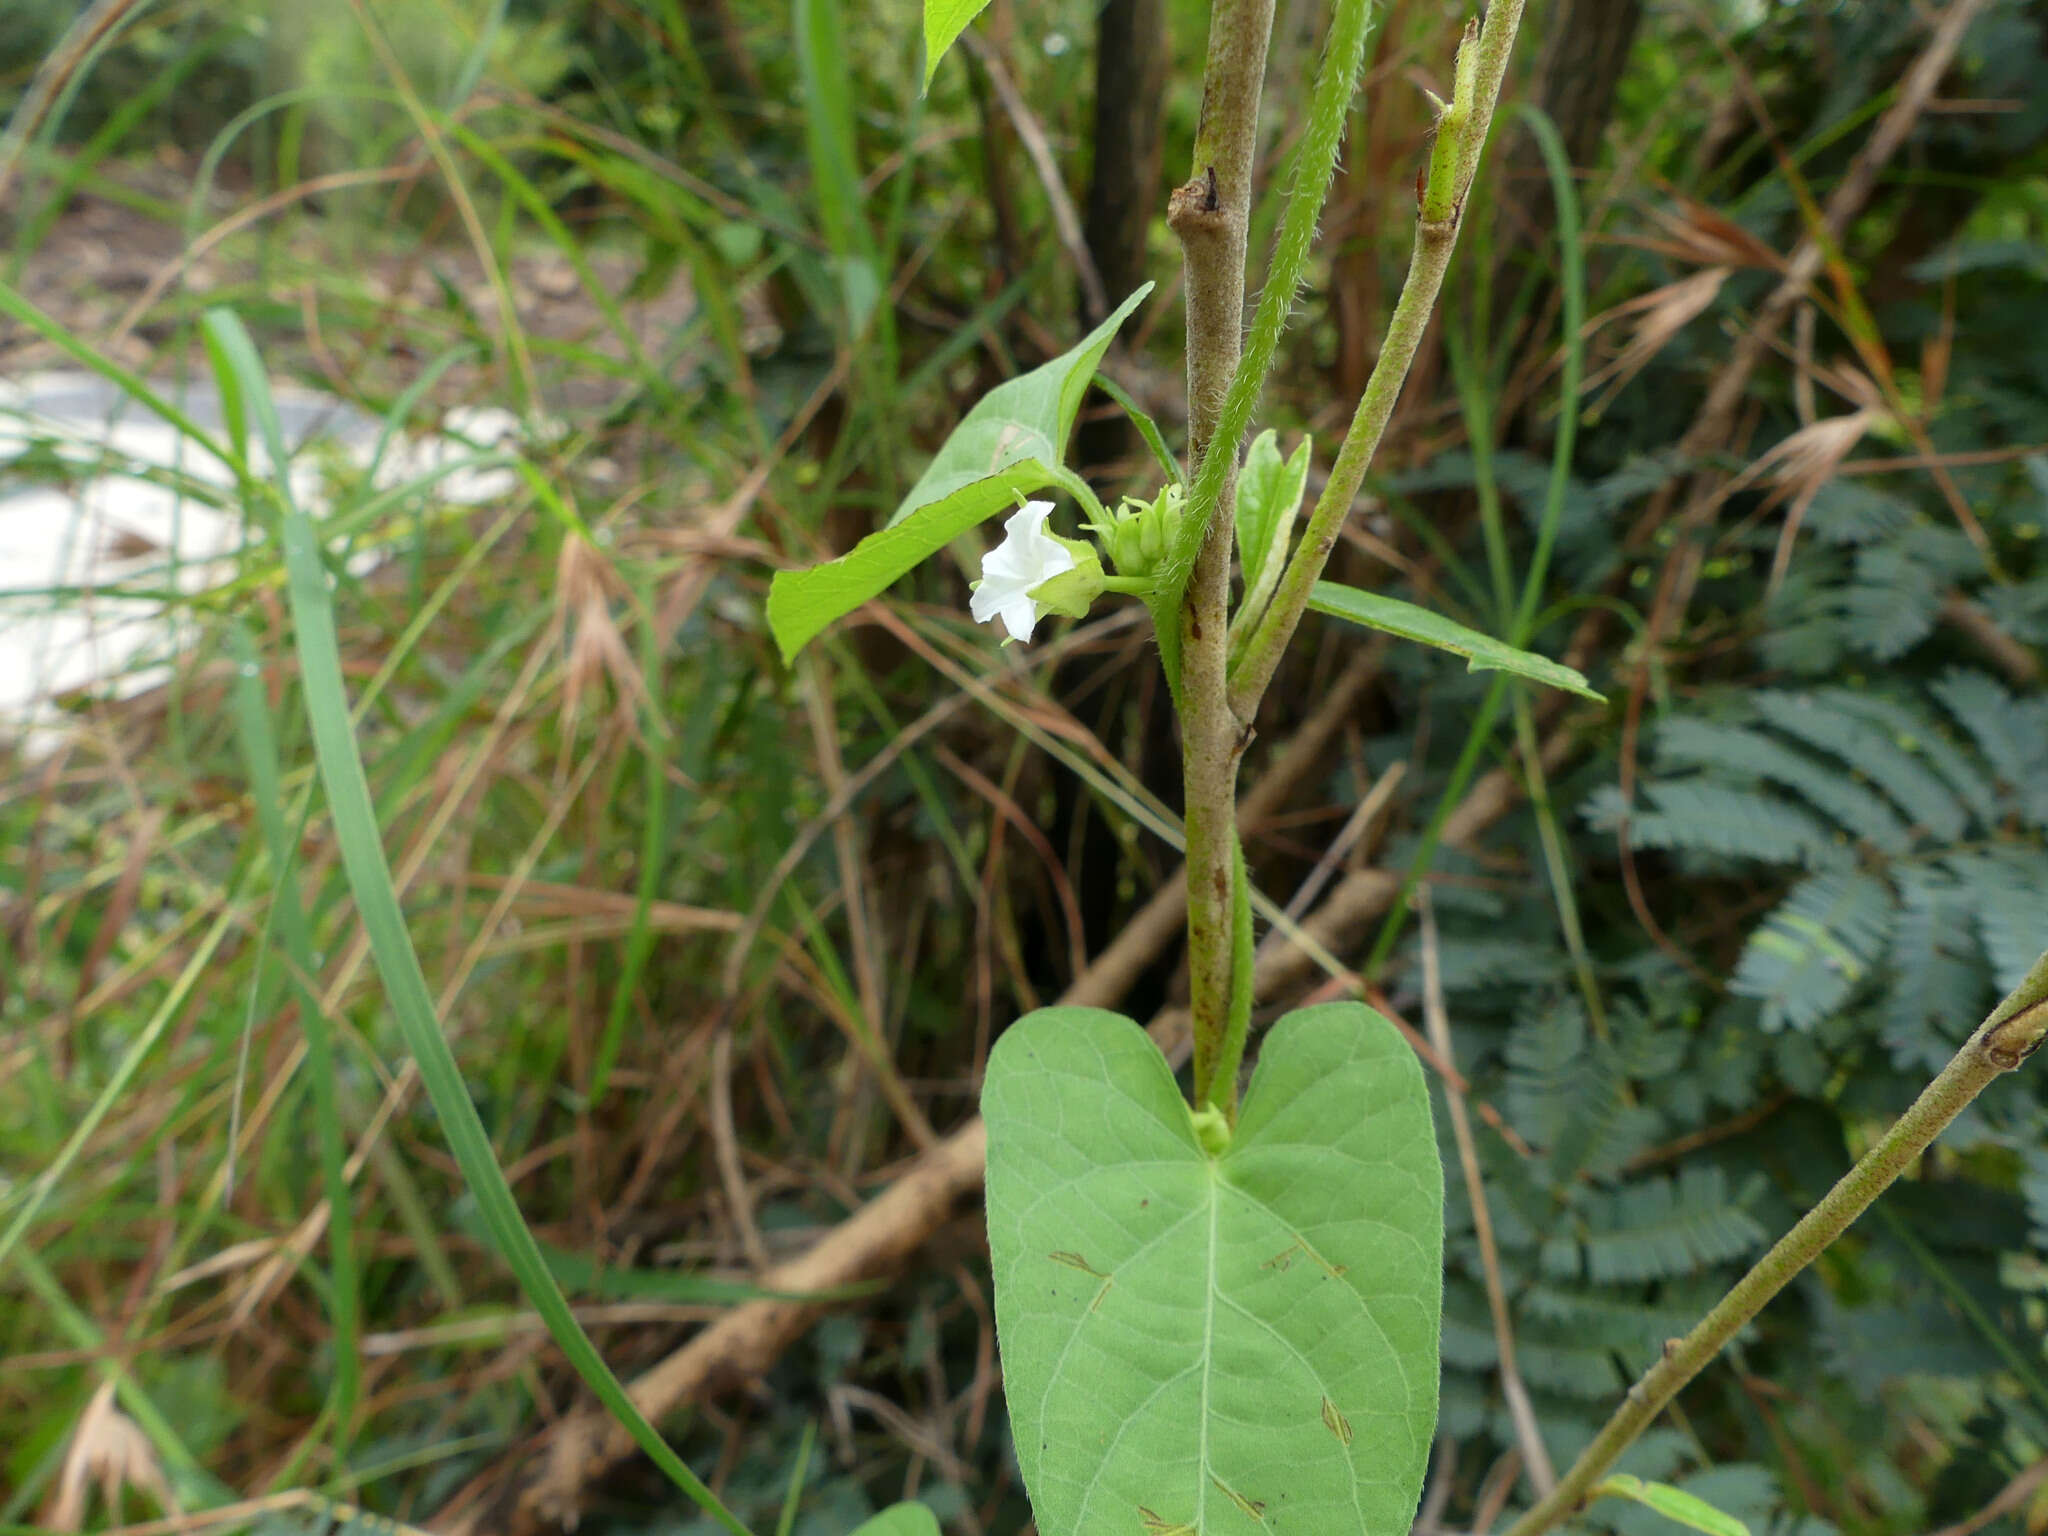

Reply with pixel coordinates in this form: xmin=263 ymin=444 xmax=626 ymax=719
xmin=766 ymin=284 xmax=1151 ymax=662
xmin=985 ymin=1003 xmax=1444 ymax=1536
xmin=1593 ymin=1475 xmax=1753 ymax=1536
xmin=1306 ymin=580 xmax=1605 ymax=700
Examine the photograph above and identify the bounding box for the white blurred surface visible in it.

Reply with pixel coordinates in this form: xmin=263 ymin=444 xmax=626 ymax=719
xmin=0 ymin=373 xmax=521 ymax=755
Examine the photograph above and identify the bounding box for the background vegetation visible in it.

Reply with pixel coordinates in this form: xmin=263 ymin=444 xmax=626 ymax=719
xmin=2 ymin=0 xmax=2046 ymax=1532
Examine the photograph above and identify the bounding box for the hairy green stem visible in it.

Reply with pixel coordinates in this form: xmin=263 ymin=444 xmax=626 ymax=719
xmin=1174 ymin=0 xmax=1386 ymax=1112
xmin=1170 ymin=0 xmax=1275 ymax=1112
xmin=1228 ymin=0 xmax=1531 ymax=722
xmin=1170 ymin=0 xmax=1381 ymax=601
xmin=1503 ymin=950 xmax=2048 ymax=1536
xmin=1359 ymin=102 xmax=1590 ymax=982
xmin=1172 ymin=0 xmax=1276 ymax=461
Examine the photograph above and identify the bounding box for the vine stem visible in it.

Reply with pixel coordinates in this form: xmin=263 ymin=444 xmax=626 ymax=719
xmin=1171 ymin=0 xmax=1382 ymax=1112
xmin=1168 ymin=0 xmax=1276 ymax=1112
xmin=1228 ymin=0 xmax=1529 ymax=721
xmin=1503 ymin=949 xmax=2048 ymax=1536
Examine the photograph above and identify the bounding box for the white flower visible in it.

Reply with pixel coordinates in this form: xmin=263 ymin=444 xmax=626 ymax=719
xmin=971 ymin=500 xmax=1075 ymax=643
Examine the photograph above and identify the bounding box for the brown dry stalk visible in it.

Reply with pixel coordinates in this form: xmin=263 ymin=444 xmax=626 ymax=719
xmin=1941 ymin=592 xmax=2043 ymax=687
xmin=1573 ymin=0 xmax=2000 ymax=637
xmin=1419 ymin=892 xmax=1555 ymax=1499
xmin=0 ymin=0 xmax=147 ymax=211
xmin=956 ymin=32 xmax=1109 ymax=320
xmin=1672 ymin=0 xmax=1994 ymax=489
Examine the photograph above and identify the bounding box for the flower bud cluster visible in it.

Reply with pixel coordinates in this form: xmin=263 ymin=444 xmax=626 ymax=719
xmin=1101 ymin=484 xmax=1184 ymax=578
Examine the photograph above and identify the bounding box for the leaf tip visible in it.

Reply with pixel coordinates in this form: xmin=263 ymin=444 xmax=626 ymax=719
xmin=764 ymin=571 xmax=812 ymax=666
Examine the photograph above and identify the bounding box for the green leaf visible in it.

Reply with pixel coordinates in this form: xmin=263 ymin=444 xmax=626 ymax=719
xmin=1307 ymin=581 xmax=1604 ymax=700
xmin=984 ymin=1002 xmax=1443 ymax=1535
xmin=1094 ymin=372 xmax=1184 ymax=488
xmin=1235 ymin=430 xmax=1309 ymax=596
xmin=766 ymin=284 xmax=1151 ymax=662
xmin=922 ymin=0 xmax=991 ymax=87
xmin=849 ymin=1505 xmax=942 ymax=1536
xmin=1594 ymin=1474 xmax=1753 ymax=1536
xmin=886 ymin=283 xmax=1149 ymax=532
xmin=1233 ymin=431 xmax=1310 ymax=645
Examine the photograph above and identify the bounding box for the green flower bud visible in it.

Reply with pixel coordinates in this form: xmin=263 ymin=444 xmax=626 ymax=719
xmin=1028 ymin=536 xmax=1106 ymax=619
xmin=1189 ymin=1102 xmax=1232 ymax=1157
xmin=1103 ymin=484 xmax=1184 ymax=578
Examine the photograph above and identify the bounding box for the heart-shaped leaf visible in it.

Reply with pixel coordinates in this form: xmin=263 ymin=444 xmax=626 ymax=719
xmin=1308 ymin=580 xmax=1604 ymax=700
xmin=984 ymin=1002 xmax=1443 ymax=1536
xmin=766 ymin=284 xmax=1151 ymax=662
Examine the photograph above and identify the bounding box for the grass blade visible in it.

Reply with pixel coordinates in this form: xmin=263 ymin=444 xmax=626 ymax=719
xmin=228 ymin=622 xmax=361 ymax=1451
xmin=201 ymin=306 xmax=756 ymax=1536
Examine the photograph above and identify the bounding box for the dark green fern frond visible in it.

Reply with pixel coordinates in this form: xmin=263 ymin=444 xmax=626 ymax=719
xmin=1655 ymin=714 xmax=1914 ymax=853
xmin=1982 ymin=573 xmax=2048 ymax=646
xmin=1803 ymin=477 xmax=1918 ymax=547
xmin=1753 ymin=690 xmax=1970 ymax=842
xmin=1825 ymin=689 xmax=2002 ymax=830
xmin=1933 ymin=669 xmax=2048 ymax=827
xmin=1582 ymin=781 xmax=1843 ymax=867
xmin=1731 ymin=870 xmax=1896 ymax=1033
xmin=1840 ymin=542 xmax=1946 ymax=661
xmin=1512 ymin=1330 xmax=1632 ymax=1399
xmin=1438 ymin=1284 xmax=1499 ymax=1374
xmin=1518 ymin=1283 xmax=1707 ymax=1357
xmin=1946 ymin=848 xmax=2048 ymax=991
xmin=1503 ymin=994 xmax=1590 ymax=1157
xmin=1885 ymin=864 xmax=1991 ymax=1073
xmin=2022 ymin=1145 xmax=2048 ymax=1254
xmin=1500 ymin=997 xmax=1663 ymax=1182
xmin=1431 ymin=935 xmax=1569 ymax=993
xmin=1580 ymin=1166 xmax=1768 ymax=1283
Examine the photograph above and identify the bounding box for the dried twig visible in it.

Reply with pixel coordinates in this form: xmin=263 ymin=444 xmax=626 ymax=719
xmin=957 ymin=33 xmax=1109 ymax=321
xmin=1611 ymin=0 xmax=1997 ymax=975
xmin=1927 ymin=1452 xmax=2048 ymax=1536
xmin=708 ymin=1028 xmax=770 ymax=1273
xmin=1419 ymin=892 xmax=1554 ymax=1498
xmin=1941 ymin=592 xmax=2043 ymax=687
xmin=1272 ymin=760 xmax=1402 ymax=927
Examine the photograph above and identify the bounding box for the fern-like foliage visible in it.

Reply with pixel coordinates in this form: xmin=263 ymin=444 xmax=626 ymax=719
xmin=1578 ymin=1166 xmax=1769 ymax=1283
xmin=1581 ymin=675 xmax=2048 ymax=1052
xmin=1730 ymin=869 xmax=1894 ymax=1033
xmin=1436 ymin=984 xmax=1775 ymax=1438
xmin=1581 ymin=779 xmax=1842 ymax=867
